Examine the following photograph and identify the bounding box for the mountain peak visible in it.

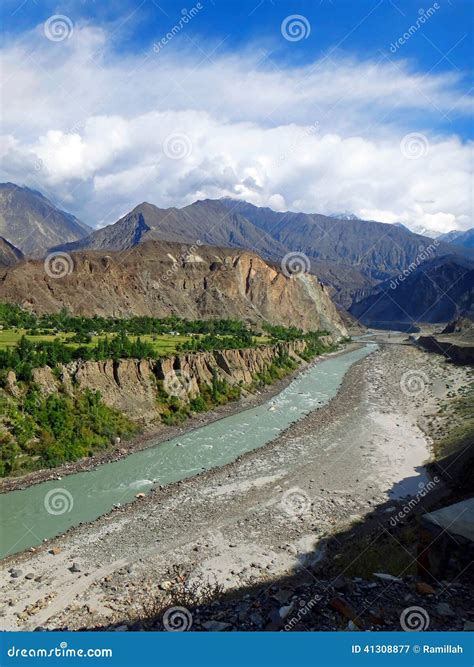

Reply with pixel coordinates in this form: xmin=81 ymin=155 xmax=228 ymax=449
xmin=0 ymin=182 xmax=90 ymax=257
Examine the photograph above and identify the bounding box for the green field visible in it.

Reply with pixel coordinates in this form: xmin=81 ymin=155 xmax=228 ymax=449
xmin=0 ymin=329 xmax=270 ymax=355
xmin=0 ymin=329 xmax=194 ymax=355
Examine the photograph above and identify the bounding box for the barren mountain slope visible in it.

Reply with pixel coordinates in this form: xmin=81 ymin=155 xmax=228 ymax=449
xmin=0 ymin=240 xmax=347 ymax=336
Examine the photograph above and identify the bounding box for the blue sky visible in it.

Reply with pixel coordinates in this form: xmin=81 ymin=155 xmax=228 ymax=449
xmin=0 ymin=0 xmax=472 ymax=231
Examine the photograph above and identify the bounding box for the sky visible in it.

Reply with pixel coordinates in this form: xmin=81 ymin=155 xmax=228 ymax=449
xmin=0 ymin=0 xmax=472 ymax=233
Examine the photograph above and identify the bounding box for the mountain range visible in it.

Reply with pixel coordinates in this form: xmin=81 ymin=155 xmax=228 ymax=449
xmin=438 ymin=228 xmax=474 ymax=249
xmin=49 ymin=195 xmax=472 ymax=308
xmin=349 ymin=255 xmax=474 ymax=328
xmin=1 ymin=183 xmax=472 ymax=327
xmin=0 ymin=240 xmax=347 ymax=335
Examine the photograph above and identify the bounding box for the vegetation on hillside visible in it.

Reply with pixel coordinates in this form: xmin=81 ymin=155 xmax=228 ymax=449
xmin=0 ymin=304 xmax=339 ymax=478
xmin=0 ymin=388 xmax=137 ymax=477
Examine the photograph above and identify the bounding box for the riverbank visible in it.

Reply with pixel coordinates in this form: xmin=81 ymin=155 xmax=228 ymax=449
xmin=1 ymin=340 xmax=471 ymax=631
xmin=1 ymin=342 xmax=351 ymax=494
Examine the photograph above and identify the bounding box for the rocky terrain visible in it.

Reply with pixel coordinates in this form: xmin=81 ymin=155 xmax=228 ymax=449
xmin=7 ymin=340 xmax=316 ymax=424
xmin=1 ymin=341 xmax=471 ymax=632
xmin=48 ymin=193 xmax=472 ymax=310
xmin=350 ymin=256 xmax=474 ymax=327
xmin=0 ymin=236 xmax=23 ymax=267
xmin=0 ymin=183 xmax=90 ymax=257
xmin=0 ymin=240 xmax=347 ymax=335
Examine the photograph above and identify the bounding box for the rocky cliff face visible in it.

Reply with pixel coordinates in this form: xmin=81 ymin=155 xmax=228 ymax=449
xmin=28 ymin=341 xmax=314 ymax=422
xmin=0 ymin=240 xmax=347 ymax=336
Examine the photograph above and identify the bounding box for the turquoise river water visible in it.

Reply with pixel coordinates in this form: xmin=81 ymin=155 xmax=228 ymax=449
xmin=0 ymin=344 xmax=376 ymax=559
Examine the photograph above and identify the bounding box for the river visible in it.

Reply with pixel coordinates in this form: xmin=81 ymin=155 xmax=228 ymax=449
xmin=0 ymin=344 xmax=376 ymax=559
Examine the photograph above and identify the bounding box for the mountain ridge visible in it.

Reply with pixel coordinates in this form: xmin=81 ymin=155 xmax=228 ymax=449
xmin=0 ymin=183 xmax=90 ymax=257
xmin=0 ymin=239 xmax=347 ymax=336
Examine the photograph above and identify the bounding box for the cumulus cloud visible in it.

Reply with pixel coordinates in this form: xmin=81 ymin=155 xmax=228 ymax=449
xmin=0 ymin=23 xmax=472 ymax=233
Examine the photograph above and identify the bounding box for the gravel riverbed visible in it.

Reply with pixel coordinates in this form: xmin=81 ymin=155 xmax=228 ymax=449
xmin=1 ymin=338 xmax=472 ymax=632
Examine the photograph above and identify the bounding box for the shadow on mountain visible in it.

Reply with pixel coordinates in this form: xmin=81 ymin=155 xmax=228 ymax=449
xmin=83 ymin=444 xmax=473 ymax=633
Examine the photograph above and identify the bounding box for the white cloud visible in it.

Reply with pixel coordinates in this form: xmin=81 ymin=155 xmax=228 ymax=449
xmin=0 ymin=23 xmax=472 ymax=233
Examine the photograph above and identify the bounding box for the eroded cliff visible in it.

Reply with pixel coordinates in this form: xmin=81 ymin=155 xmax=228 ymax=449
xmin=27 ymin=340 xmax=316 ymax=423
xmin=0 ymin=241 xmax=347 ymax=336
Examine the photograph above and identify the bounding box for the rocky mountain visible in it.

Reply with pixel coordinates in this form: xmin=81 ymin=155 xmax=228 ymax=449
xmin=0 ymin=183 xmax=90 ymax=257
xmin=438 ymin=228 xmax=474 ymax=249
xmin=217 ymin=200 xmax=471 ymax=307
xmin=52 ymin=200 xmax=287 ymax=261
xmin=0 ymin=240 xmax=347 ymax=336
xmin=53 ymin=196 xmax=471 ymax=311
xmin=349 ymin=256 xmax=474 ymax=327
xmin=0 ymin=237 xmax=23 ymax=267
